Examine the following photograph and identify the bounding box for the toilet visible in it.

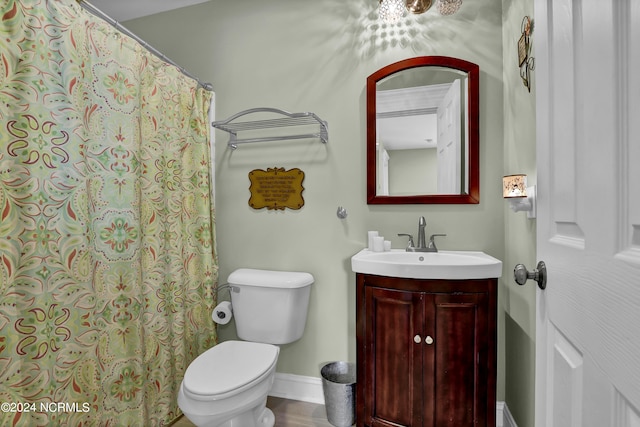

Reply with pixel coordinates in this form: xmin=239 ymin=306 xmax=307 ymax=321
xmin=178 ymin=268 xmax=314 ymax=427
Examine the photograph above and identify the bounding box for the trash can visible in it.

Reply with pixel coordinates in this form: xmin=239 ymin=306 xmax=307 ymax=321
xmin=320 ymin=361 xmax=356 ymax=427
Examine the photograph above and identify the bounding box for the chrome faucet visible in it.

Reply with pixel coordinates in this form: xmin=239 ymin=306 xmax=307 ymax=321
xmin=416 ymin=216 xmax=427 ymax=250
xmin=398 ymin=216 xmax=446 ymax=252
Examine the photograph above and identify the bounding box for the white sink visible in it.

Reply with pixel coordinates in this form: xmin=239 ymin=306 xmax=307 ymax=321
xmin=351 ymin=249 xmax=503 ymax=280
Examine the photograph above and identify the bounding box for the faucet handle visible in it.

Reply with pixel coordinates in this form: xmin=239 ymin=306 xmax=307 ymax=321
xmin=398 ymin=233 xmax=415 ymax=249
xmin=428 ymin=234 xmax=447 ymax=250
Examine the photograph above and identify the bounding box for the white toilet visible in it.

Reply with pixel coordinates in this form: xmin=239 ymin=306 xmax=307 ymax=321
xmin=178 ymin=268 xmax=314 ymax=427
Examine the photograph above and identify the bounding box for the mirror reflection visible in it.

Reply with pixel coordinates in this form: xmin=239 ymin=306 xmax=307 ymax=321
xmin=376 ymin=67 xmax=468 ymax=196
xmin=367 ymin=56 xmax=480 ymax=204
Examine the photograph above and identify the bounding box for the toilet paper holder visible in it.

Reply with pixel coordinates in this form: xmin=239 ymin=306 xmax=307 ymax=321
xmin=213 ymin=284 xmax=237 ymax=322
xmin=216 ymin=283 xmax=239 ymax=295
xmin=212 ymin=300 xmax=233 ymax=325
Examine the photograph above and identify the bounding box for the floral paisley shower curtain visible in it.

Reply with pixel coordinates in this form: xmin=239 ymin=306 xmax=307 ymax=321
xmin=0 ymin=0 xmax=218 ymax=425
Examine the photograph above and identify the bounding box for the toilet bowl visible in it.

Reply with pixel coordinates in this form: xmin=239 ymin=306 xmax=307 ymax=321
xmin=178 ymin=340 xmax=280 ymax=427
xmin=178 ymin=268 xmax=314 ymax=427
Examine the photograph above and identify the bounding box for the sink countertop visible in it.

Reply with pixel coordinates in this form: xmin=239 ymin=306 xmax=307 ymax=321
xmin=351 ymin=248 xmax=503 ymax=280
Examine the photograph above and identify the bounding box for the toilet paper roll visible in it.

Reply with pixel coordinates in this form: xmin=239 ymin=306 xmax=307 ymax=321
xmin=212 ymin=301 xmax=233 ymax=325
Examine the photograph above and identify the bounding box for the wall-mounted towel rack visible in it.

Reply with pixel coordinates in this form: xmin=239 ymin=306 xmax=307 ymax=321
xmin=212 ymin=107 xmax=328 ymax=149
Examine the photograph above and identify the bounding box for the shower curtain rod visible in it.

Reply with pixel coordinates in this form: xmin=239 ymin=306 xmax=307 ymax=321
xmin=78 ymin=0 xmax=214 ymax=91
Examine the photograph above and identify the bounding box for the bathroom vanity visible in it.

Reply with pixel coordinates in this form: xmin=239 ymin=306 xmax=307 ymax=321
xmin=352 ymin=249 xmax=501 ymax=427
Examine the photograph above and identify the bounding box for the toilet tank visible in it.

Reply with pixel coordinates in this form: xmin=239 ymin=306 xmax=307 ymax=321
xmin=228 ymin=268 xmax=314 ymax=345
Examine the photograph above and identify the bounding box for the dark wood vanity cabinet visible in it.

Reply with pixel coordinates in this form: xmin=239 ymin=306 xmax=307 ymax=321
xmin=356 ymin=273 xmax=497 ymax=427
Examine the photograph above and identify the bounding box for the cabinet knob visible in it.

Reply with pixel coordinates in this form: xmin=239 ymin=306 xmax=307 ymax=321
xmin=425 ymin=335 xmax=434 ymax=345
xmin=414 ymin=335 xmax=422 ymax=344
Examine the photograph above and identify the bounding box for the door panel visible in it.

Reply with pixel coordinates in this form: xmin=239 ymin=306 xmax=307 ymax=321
xmin=620 ymin=0 xmax=640 ymax=263
xmin=535 ymin=1 xmax=640 ymax=426
xmin=549 ymin=329 xmax=583 ymax=427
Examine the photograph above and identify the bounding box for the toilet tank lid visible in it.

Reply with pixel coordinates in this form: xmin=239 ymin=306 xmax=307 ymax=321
xmin=228 ymin=268 xmax=314 ymax=288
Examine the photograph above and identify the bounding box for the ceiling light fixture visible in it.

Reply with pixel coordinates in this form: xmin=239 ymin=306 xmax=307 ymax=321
xmin=378 ymin=0 xmax=462 ymax=22
xmin=436 ymin=0 xmax=463 ymax=15
xmin=378 ymin=0 xmax=407 ymax=23
xmin=406 ymin=0 xmax=432 ymax=14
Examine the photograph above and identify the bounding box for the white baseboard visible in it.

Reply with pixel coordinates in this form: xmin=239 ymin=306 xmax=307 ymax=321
xmin=497 ymin=401 xmax=518 ymax=427
xmin=270 ymin=373 xmax=517 ymax=426
xmin=269 ymin=372 xmax=325 ymax=404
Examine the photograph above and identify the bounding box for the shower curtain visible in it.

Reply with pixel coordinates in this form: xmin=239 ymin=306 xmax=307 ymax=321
xmin=0 ymin=0 xmax=217 ymax=425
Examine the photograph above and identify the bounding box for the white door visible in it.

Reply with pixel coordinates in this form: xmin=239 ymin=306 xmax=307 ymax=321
xmin=436 ymin=79 xmax=461 ymax=194
xmin=534 ymin=1 xmax=640 ymax=426
xmin=378 ymin=145 xmax=389 ymax=196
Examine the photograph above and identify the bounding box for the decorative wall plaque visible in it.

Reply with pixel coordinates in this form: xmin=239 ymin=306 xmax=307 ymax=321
xmin=248 ymin=167 xmax=305 ymax=211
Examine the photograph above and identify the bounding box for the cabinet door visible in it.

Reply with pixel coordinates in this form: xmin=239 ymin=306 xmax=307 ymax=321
xmin=427 ymin=293 xmax=490 ymax=427
xmin=363 ymin=286 xmax=424 ymax=427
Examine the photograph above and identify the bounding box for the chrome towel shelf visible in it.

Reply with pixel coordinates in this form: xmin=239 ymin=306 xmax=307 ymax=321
xmin=212 ymin=107 xmax=328 ymax=150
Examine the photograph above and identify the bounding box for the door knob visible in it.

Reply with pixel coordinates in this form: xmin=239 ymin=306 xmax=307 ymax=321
xmin=424 ymin=336 xmax=434 ymax=345
xmin=414 ymin=335 xmax=422 ymax=343
xmin=514 ymin=261 xmax=547 ymax=289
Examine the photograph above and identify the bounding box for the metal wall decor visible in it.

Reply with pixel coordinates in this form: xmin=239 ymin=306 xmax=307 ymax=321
xmin=518 ymin=16 xmax=535 ymax=92
xmin=248 ymin=167 xmax=305 ymax=211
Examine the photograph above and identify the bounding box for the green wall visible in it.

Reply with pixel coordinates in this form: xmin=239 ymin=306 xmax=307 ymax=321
xmin=501 ymin=1 xmax=536 ymax=426
xmin=125 ymin=0 xmax=540 ymax=424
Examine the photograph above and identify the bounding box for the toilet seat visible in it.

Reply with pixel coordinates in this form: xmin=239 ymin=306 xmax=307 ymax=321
xmin=182 ymin=341 xmax=279 ymax=400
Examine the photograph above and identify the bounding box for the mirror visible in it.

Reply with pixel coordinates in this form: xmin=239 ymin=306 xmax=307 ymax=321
xmin=367 ymin=56 xmax=480 ymax=204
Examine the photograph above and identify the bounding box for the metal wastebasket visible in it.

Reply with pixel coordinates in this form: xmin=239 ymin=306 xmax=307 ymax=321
xmin=320 ymin=361 xmax=356 ymax=427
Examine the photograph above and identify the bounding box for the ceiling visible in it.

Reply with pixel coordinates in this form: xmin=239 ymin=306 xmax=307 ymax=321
xmin=376 ymin=83 xmax=451 ymax=150
xmin=87 ymin=0 xmax=209 ymax=22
